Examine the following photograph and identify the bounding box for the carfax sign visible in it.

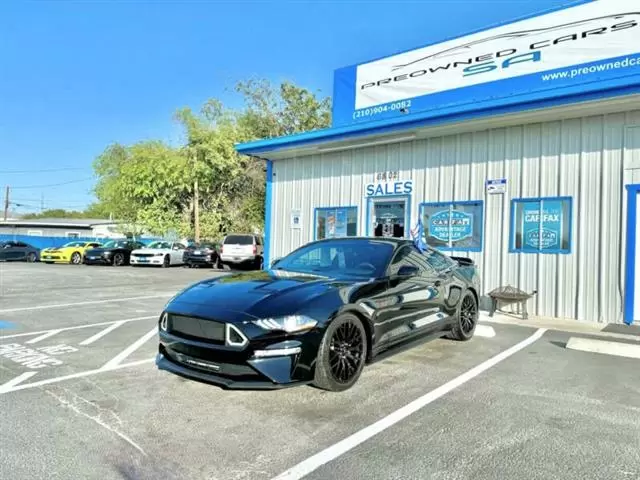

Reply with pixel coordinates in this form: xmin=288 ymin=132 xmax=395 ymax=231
xmin=522 ymin=200 xmax=563 ymax=250
xmin=429 ymin=210 xmax=473 ymax=243
xmin=332 ymin=0 xmax=640 ymax=126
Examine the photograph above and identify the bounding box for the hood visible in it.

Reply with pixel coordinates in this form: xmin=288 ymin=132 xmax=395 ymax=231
xmin=167 ymin=269 xmax=344 ymax=321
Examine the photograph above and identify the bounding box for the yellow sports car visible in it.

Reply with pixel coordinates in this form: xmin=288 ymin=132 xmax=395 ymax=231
xmin=40 ymin=241 xmax=102 ymax=265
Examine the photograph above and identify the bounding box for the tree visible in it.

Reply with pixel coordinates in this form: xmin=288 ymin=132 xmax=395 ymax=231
xmin=90 ymin=79 xmax=332 ymax=239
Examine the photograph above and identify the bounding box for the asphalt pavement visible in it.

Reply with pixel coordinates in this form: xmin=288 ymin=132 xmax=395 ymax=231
xmin=1 ymin=262 xmax=639 ymax=480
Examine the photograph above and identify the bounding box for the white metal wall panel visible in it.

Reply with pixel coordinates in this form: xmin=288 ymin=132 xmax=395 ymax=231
xmin=269 ymin=109 xmax=640 ymax=323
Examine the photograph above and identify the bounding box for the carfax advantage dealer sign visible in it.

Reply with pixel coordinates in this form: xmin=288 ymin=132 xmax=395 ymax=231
xmin=331 ymin=0 xmax=640 ymax=126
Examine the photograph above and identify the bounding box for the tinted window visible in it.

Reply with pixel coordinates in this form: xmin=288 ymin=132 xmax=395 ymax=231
xmin=147 ymin=241 xmax=171 ymax=249
xmin=274 ymin=239 xmax=394 ymax=278
xmin=15 ymin=242 xmax=27 ymax=248
xmin=423 ymin=249 xmax=455 ymax=272
xmin=388 ymin=245 xmax=436 ymax=276
xmin=224 ymin=235 xmax=253 ymax=245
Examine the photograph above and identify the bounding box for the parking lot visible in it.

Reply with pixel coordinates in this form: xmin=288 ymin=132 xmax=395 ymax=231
xmin=1 ymin=262 xmax=640 ymax=480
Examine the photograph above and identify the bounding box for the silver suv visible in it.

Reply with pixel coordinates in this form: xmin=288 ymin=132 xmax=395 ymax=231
xmin=219 ymin=234 xmax=264 ymax=270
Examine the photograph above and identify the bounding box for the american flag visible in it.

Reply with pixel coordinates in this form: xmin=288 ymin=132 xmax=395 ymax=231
xmin=411 ymin=218 xmax=428 ymax=253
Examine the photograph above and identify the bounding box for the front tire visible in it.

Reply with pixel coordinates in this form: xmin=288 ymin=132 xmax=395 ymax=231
xmin=112 ymin=253 xmax=125 ymax=266
xmin=313 ymin=314 xmax=367 ymax=392
xmin=70 ymin=252 xmax=82 ymax=265
xmin=448 ymin=291 xmax=478 ymax=341
xmin=162 ymin=255 xmax=170 ymax=268
xmin=27 ymin=253 xmax=36 ymax=263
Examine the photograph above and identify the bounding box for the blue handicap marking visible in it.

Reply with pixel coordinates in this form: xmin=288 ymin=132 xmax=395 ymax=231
xmin=0 ymin=320 xmax=17 ymax=329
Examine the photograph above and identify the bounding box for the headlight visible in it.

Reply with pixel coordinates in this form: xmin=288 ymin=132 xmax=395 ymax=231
xmin=252 ymin=315 xmax=317 ymax=333
xmin=159 ymin=312 xmax=168 ymax=331
xmin=154 ymin=253 xmax=164 ymax=256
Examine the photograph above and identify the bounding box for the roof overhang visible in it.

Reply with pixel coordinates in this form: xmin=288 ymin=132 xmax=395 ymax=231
xmin=235 ymin=85 xmax=640 ymax=160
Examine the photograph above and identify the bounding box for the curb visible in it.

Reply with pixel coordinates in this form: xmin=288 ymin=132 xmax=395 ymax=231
xmin=478 ymin=312 xmax=640 ymax=343
xmin=565 ymin=337 xmax=640 ymax=360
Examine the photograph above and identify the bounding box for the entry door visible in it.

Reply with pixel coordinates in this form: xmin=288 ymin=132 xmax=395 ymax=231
xmin=625 ymin=185 xmax=640 ymax=325
xmin=368 ymin=196 xmax=409 ymax=238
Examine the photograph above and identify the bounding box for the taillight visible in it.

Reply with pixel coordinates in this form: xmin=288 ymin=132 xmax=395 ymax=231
xmin=253 ymin=245 xmax=257 ymax=255
xmin=221 ymin=245 xmax=225 ymax=253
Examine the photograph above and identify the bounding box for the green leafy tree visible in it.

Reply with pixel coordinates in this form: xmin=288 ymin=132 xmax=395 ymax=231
xmin=91 ymin=79 xmax=332 ymax=239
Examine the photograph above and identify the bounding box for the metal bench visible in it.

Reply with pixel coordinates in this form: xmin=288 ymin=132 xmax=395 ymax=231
xmin=488 ymin=286 xmax=537 ymax=320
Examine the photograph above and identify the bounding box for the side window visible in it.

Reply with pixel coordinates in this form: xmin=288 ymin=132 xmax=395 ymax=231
xmin=256 ymin=236 xmax=262 ymax=246
xmin=424 ymin=249 xmax=455 ymax=272
xmin=15 ymin=242 xmax=27 ymax=248
xmin=388 ymin=246 xmax=413 ymax=276
xmin=176 ymin=243 xmax=186 ymax=250
xmin=389 ymin=245 xmax=438 ymax=276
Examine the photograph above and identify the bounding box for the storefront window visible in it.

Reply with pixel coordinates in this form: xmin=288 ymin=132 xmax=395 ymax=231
xmin=420 ymin=201 xmax=484 ymax=252
xmin=315 ymin=207 xmax=358 ymax=240
xmin=510 ymin=196 xmax=572 ymax=254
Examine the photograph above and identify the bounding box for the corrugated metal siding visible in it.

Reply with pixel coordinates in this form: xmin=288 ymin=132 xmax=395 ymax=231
xmin=269 ymin=109 xmax=640 ymax=324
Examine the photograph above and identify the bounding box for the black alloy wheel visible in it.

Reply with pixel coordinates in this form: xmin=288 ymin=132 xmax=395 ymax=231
xmin=27 ymin=252 xmax=36 ymax=263
xmin=162 ymin=255 xmax=170 ymax=268
xmin=449 ymin=291 xmax=478 ymax=341
xmin=70 ymin=252 xmax=82 ymax=265
xmin=112 ymin=252 xmax=125 ymax=266
xmin=313 ymin=314 xmax=367 ymax=392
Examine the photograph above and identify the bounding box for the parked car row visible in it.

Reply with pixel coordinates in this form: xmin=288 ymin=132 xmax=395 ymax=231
xmin=0 ymin=233 xmax=265 ymax=270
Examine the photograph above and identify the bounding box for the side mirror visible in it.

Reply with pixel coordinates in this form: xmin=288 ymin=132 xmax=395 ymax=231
xmin=270 ymin=257 xmax=282 ymax=267
xmin=397 ymin=265 xmax=419 ymax=277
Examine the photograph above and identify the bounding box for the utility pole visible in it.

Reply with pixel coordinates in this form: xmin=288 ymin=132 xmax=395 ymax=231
xmin=40 ymin=193 xmax=44 ymax=212
xmin=193 ymin=149 xmax=201 ymax=243
xmin=3 ymin=186 xmax=9 ymax=221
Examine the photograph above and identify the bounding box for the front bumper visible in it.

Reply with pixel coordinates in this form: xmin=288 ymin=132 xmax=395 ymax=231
xmin=156 ymin=327 xmax=317 ymax=390
xmin=84 ymin=255 xmax=111 ymax=265
xmin=185 ymin=255 xmax=215 ymax=266
xmin=131 ymin=256 xmax=164 ymax=266
xmin=40 ymin=254 xmax=67 ymax=263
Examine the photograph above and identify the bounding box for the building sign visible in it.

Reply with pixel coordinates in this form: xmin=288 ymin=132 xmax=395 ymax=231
xmin=290 ymin=209 xmax=302 ymax=229
xmin=366 ymin=179 xmax=413 ymax=197
xmin=374 ymin=171 xmax=399 ymax=182
xmin=522 ymin=200 xmax=563 ymax=250
xmin=486 ymin=178 xmax=507 ymax=194
xmin=332 ymin=0 xmax=640 ymax=126
xmin=429 ymin=210 xmax=473 ymax=243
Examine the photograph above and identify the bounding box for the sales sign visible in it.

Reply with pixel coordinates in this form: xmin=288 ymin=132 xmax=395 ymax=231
xmin=429 ymin=210 xmax=473 ymax=243
xmin=332 ymin=0 xmax=640 ymax=126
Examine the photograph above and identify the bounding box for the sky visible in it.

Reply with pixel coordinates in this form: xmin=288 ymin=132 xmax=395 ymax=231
xmin=0 ymin=0 xmax=587 ymax=216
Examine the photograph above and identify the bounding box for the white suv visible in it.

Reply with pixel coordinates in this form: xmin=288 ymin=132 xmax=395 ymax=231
xmin=219 ymin=234 xmax=264 ymax=270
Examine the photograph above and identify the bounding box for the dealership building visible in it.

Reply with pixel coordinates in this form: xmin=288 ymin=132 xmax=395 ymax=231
xmin=236 ymin=0 xmax=640 ymax=325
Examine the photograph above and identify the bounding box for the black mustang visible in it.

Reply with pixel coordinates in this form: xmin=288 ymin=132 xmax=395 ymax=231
xmin=84 ymin=239 xmax=146 ymax=266
xmin=156 ymin=237 xmax=481 ymax=392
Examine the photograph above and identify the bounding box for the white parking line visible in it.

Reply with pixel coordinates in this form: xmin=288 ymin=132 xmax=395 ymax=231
xmin=79 ymin=321 xmax=125 ymax=346
xmin=0 ymin=294 xmax=174 ymax=313
xmin=101 ymin=327 xmax=158 ymax=369
xmin=24 ymin=330 xmax=62 ymax=344
xmin=0 ymin=316 xmax=156 ymax=340
xmin=271 ymin=328 xmax=547 ymax=480
xmin=0 ymin=358 xmax=155 ymax=395
xmin=0 ymin=372 xmax=38 ymax=393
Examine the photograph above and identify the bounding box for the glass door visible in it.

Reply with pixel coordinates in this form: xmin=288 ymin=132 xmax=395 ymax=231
xmin=368 ymin=197 xmax=409 ymax=238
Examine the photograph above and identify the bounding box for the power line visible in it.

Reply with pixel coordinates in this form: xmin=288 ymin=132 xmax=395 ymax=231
xmin=10 ymin=177 xmax=95 ymax=189
xmin=0 ymin=167 xmax=88 ymax=174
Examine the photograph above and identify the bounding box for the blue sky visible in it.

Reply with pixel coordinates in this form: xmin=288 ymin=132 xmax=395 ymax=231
xmin=0 ymin=0 xmax=584 ymax=215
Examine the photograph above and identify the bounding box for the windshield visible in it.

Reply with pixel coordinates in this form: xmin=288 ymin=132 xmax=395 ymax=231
xmin=224 ymin=235 xmax=253 ymax=245
xmin=101 ymin=240 xmax=128 ymax=249
xmin=62 ymin=241 xmax=86 ymax=248
xmin=146 ymin=241 xmax=171 ymax=249
xmin=274 ymin=239 xmax=394 ymax=278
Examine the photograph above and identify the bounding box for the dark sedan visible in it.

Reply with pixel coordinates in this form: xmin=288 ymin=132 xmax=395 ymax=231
xmin=84 ymin=239 xmax=146 ymax=266
xmin=156 ymin=237 xmax=481 ymax=392
xmin=183 ymin=242 xmax=221 ymax=269
xmin=0 ymin=241 xmax=39 ymax=262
